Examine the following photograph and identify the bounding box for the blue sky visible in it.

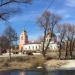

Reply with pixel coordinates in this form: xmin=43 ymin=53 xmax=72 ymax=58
xmin=0 ymin=0 xmax=75 ymax=41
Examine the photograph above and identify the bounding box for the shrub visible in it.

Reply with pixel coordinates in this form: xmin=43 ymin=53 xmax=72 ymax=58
xmin=30 ymin=56 xmax=45 ymax=68
xmin=2 ymin=62 xmax=10 ymax=67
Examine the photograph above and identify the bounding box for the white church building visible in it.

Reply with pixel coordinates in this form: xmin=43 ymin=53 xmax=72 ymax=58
xmin=19 ymin=30 xmax=58 ymax=52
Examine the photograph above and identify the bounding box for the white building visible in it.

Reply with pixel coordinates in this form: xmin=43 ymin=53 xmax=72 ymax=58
xmin=19 ymin=30 xmax=58 ymax=52
xmin=23 ymin=43 xmax=41 ymax=51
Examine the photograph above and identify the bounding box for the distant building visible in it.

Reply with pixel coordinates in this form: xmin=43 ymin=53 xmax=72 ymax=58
xmin=19 ymin=30 xmax=28 ymax=50
xmin=23 ymin=43 xmax=41 ymax=52
xmin=19 ymin=30 xmax=58 ymax=52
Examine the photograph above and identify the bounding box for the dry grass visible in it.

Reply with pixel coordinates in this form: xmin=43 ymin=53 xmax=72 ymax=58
xmin=0 ymin=55 xmax=68 ymax=71
xmin=46 ymin=51 xmax=59 ymax=59
xmin=29 ymin=56 xmax=45 ymax=68
xmin=45 ymin=60 xmax=67 ymax=70
xmin=0 ymin=55 xmax=46 ymax=71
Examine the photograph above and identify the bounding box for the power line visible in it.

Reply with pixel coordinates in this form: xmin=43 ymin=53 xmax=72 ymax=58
xmin=44 ymin=0 xmax=56 ymax=12
xmin=47 ymin=0 xmax=56 ymax=10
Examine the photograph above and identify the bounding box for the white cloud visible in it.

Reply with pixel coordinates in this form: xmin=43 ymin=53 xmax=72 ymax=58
xmin=48 ymin=8 xmax=72 ymax=20
xmin=9 ymin=11 xmax=41 ymax=22
xmin=66 ymin=0 xmax=75 ymax=7
xmin=54 ymin=9 xmax=72 ymax=19
xmin=64 ymin=14 xmax=71 ymax=18
xmin=57 ymin=9 xmax=67 ymax=15
xmin=49 ymin=8 xmax=67 ymax=16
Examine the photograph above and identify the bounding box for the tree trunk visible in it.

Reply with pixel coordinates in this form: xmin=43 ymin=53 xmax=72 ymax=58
xmin=42 ymin=30 xmax=46 ymax=57
xmin=65 ymin=41 xmax=68 ymax=59
xmin=69 ymin=41 xmax=72 ymax=59
xmin=9 ymin=43 xmax=12 ymax=62
xmin=59 ymin=43 xmax=61 ymax=59
xmin=44 ymin=32 xmax=52 ymax=53
xmin=71 ymin=41 xmax=74 ymax=58
xmin=59 ymin=39 xmax=63 ymax=59
xmin=9 ymin=48 xmax=11 ymax=61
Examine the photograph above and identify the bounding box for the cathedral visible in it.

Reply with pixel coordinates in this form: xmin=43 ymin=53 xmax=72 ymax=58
xmin=19 ymin=30 xmax=58 ymax=52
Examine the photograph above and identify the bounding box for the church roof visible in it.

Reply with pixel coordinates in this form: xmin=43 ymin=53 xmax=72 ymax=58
xmin=24 ymin=29 xmax=27 ymax=32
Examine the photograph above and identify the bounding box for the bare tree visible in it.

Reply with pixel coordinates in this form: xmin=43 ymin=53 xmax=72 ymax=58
xmin=57 ymin=24 xmax=75 ymax=59
xmin=38 ymin=11 xmax=61 ymax=57
xmin=57 ymin=24 xmax=67 ymax=59
xmin=0 ymin=35 xmax=10 ymax=54
xmin=64 ymin=24 xmax=75 ymax=59
xmin=0 ymin=0 xmax=32 ymax=21
xmin=4 ymin=25 xmax=18 ymax=61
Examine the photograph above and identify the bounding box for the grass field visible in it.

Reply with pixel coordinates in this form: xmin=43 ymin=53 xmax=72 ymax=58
xmin=0 ymin=55 xmax=45 ymax=71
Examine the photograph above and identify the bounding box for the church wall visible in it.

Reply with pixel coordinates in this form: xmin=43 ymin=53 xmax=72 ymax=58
xmin=23 ymin=44 xmax=41 ymax=51
xmin=48 ymin=43 xmax=58 ymax=50
xmin=19 ymin=30 xmax=59 ymax=52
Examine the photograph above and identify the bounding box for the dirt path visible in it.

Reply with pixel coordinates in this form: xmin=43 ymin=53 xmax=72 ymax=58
xmin=45 ymin=60 xmax=75 ymax=70
xmin=60 ymin=60 xmax=75 ymax=69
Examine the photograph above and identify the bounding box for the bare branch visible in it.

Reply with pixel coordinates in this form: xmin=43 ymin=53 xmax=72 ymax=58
xmin=0 ymin=0 xmax=31 ymax=7
xmin=38 ymin=11 xmax=61 ymax=57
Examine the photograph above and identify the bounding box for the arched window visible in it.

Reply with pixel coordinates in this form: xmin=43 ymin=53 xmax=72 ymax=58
xmin=47 ymin=39 xmax=49 ymax=42
xmin=36 ymin=46 xmax=37 ymax=49
xmin=50 ymin=46 xmax=52 ymax=48
xmin=33 ymin=46 xmax=34 ymax=50
xmin=29 ymin=46 xmax=30 ymax=49
xmin=39 ymin=45 xmax=40 ymax=49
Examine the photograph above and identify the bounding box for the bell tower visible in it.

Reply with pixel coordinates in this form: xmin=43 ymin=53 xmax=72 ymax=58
xmin=19 ymin=30 xmax=28 ymax=50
